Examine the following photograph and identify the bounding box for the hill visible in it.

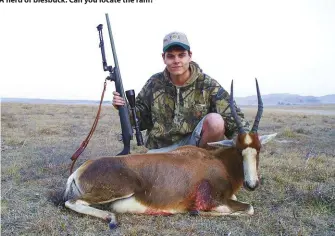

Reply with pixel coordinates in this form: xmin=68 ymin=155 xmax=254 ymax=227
xmin=1 ymin=98 xmax=112 ymax=105
xmin=1 ymin=94 xmax=335 ymax=106
xmin=235 ymin=94 xmax=335 ymax=106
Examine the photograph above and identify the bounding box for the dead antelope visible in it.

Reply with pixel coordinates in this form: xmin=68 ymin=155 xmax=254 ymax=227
xmin=61 ymin=79 xmax=277 ymax=229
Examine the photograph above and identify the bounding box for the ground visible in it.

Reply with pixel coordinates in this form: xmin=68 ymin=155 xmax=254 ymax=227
xmin=1 ymin=103 xmax=334 ymax=235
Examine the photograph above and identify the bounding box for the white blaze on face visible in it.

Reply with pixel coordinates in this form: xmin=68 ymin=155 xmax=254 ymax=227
xmin=241 ymin=147 xmax=258 ymax=187
xmin=244 ymin=134 xmax=253 ymax=145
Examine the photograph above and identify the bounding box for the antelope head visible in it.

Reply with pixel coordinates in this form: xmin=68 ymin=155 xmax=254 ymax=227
xmin=209 ymin=79 xmax=277 ymax=191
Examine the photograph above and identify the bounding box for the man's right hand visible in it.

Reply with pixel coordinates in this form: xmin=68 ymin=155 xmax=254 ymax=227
xmin=112 ymin=91 xmax=126 ymax=108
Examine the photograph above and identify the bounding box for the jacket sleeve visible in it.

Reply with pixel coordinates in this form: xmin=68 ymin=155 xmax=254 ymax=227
xmin=128 ymin=78 xmax=153 ymax=131
xmin=210 ymin=81 xmax=250 ymax=139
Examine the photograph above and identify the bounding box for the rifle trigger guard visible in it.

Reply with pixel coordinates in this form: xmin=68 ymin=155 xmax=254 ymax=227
xmin=117 ymin=133 xmax=123 ymax=142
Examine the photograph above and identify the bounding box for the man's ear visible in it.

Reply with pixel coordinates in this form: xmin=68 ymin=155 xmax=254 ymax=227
xmin=162 ymin=52 xmax=167 ymax=65
xmin=189 ymin=51 xmax=192 ymax=59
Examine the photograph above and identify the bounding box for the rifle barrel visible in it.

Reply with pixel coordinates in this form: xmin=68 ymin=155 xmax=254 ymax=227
xmin=105 ymin=13 xmax=133 ymax=154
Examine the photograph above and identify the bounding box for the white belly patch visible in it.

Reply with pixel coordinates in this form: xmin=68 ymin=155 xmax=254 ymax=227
xmin=111 ymin=196 xmax=148 ymax=213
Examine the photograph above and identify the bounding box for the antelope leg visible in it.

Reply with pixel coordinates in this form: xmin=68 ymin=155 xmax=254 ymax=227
xmin=225 ymin=199 xmax=254 ymax=215
xmin=198 ymin=199 xmax=254 ymax=216
xmin=65 ymin=200 xmax=117 ymax=228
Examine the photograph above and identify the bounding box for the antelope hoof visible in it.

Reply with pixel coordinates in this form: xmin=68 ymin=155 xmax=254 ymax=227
xmin=189 ymin=210 xmax=199 ymax=216
xmin=108 ymin=222 xmax=118 ymax=230
xmin=106 ymin=215 xmax=118 ymax=230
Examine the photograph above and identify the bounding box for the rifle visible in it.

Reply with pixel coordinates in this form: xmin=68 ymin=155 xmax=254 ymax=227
xmin=97 ymin=13 xmax=143 ymax=155
xmin=69 ymin=14 xmax=143 ymax=174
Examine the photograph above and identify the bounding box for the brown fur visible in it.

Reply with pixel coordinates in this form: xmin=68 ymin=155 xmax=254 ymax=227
xmin=65 ymin=142 xmax=259 ymax=211
xmin=60 ymin=128 xmax=276 ymax=228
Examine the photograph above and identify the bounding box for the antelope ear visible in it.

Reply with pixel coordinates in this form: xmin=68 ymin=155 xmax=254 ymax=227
xmin=207 ymin=140 xmax=235 ymax=148
xmin=259 ymin=133 xmax=277 ymax=145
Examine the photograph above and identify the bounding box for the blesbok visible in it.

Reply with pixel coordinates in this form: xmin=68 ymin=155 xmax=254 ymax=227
xmin=61 ymin=79 xmax=277 ymax=229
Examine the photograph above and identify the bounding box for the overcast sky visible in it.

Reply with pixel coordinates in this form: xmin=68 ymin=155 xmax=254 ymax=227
xmin=0 ymin=0 xmax=334 ymax=100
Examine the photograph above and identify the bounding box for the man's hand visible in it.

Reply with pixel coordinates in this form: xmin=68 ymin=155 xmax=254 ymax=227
xmin=112 ymin=91 xmax=126 ymax=108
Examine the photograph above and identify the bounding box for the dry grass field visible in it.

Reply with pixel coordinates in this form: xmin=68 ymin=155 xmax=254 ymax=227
xmin=1 ymin=103 xmax=334 ymax=235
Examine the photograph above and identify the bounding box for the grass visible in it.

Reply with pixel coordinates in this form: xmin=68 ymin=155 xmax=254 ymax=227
xmin=1 ymin=103 xmax=335 ymax=235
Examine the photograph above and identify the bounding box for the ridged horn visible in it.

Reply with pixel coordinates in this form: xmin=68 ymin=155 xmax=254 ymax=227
xmin=229 ymin=80 xmax=246 ymax=134
xmin=251 ymin=78 xmax=263 ymax=133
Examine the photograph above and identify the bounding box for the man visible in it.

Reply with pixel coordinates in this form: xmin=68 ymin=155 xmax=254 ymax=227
xmin=113 ymin=32 xmax=249 ymax=153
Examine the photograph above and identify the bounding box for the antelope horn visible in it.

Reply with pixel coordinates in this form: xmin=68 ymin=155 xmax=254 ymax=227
xmin=229 ymin=80 xmax=246 ymax=134
xmin=251 ymin=78 xmax=263 ymax=133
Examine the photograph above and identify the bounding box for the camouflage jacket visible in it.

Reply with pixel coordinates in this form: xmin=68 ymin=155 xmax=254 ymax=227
xmin=132 ymin=61 xmax=250 ymax=149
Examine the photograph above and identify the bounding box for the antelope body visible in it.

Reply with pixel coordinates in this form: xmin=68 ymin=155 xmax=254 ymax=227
xmin=62 ymin=80 xmax=277 ymax=228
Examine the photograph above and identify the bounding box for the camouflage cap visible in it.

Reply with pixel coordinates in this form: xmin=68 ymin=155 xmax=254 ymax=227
xmin=163 ymin=32 xmax=190 ymax=52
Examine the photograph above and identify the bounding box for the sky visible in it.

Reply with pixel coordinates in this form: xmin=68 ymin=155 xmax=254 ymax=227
xmin=0 ymin=0 xmax=334 ymax=101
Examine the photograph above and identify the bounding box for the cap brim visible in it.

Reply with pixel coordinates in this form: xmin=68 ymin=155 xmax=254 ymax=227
xmin=163 ymin=42 xmax=190 ymax=52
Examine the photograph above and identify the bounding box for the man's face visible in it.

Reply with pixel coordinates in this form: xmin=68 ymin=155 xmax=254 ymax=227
xmin=162 ymin=48 xmax=192 ymax=76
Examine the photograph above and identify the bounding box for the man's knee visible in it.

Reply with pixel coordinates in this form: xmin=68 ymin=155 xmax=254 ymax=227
xmin=198 ymin=113 xmax=225 ymax=148
xmin=203 ymin=113 xmax=225 ymax=133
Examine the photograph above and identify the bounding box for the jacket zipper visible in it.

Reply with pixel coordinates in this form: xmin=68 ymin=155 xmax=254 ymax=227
xmin=176 ymin=87 xmax=180 ymax=113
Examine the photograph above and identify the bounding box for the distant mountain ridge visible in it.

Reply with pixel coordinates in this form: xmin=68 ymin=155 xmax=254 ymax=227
xmin=1 ymin=94 xmax=335 ymax=106
xmin=1 ymin=97 xmax=112 ymax=105
xmin=235 ymin=94 xmax=335 ymax=106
